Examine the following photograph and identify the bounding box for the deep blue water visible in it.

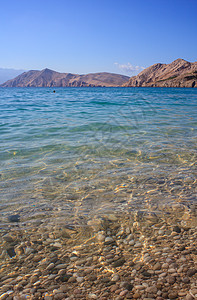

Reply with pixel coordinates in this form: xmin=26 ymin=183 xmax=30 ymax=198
xmin=0 ymin=87 xmax=196 ymax=225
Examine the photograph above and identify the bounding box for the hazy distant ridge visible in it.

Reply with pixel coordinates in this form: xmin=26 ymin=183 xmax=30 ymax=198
xmin=123 ymin=59 xmax=197 ymax=87
xmin=0 ymin=68 xmax=25 ymax=84
xmin=1 ymin=69 xmax=129 ymax=87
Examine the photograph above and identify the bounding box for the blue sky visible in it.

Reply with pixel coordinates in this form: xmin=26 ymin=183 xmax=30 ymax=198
xmin=1 ymin=0 xmax=197 ymax=75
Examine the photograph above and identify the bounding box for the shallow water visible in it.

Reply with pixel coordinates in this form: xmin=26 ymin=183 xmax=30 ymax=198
xmin=0 ymin=87 xmax=196 ymax=228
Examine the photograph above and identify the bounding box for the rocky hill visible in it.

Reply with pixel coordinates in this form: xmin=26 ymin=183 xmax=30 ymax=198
xmin=123 ymin=59 xmax=197 ymax=87
xmin=1 ymin=69 xmax=129 ymax=87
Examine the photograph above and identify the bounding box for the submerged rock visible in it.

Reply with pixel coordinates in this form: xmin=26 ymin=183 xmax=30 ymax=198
xmin=8 ymin=214 xmax=20 ymax=223
xmin=6 ymin=247 xmax=16 ymax=258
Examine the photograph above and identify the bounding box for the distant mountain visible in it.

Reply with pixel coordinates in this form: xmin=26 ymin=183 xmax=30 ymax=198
xmin=1 ymin=68 xmax=129 ymax=87
xmin=123 ymin=59 xmax=197 ymax=87
xmin=0 ymin=68 xmax=25 ymax=84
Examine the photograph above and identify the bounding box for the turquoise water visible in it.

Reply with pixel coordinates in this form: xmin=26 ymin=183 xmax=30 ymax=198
xmin=0 ymin=87 xmax=197 ymax=227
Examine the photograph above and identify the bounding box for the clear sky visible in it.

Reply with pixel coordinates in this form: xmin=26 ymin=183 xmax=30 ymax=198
xmin=1 ymin=0 xmax=197 ymax=75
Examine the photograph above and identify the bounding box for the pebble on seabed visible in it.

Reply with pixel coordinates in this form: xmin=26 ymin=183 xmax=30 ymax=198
xmin=7 ymin=214 xmax=20 ymax=223
xmin=0 ymin=209 xmax=196 ymax=299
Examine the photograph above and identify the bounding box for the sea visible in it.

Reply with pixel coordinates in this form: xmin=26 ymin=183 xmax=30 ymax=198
xmin=0 ymin=87 xmax=196 ymax=229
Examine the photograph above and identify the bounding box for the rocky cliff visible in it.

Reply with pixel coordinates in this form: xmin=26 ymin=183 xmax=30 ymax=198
xmin=1 ymin=69 xmax=129 ymax=87
xmin=123 ymin=59 xmax=197 ymax=87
